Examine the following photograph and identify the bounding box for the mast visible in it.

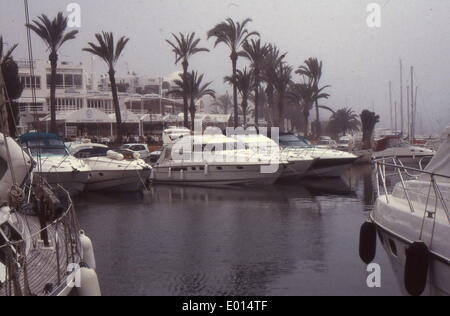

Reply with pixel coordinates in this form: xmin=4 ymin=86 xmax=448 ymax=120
xmin=410 ymin=66 xmax=415 ymax=142
xmin=389 ymin=81 xmax=393 ymax=132
xmin=0 ymin=69 xmax=9 ymax=134
xmin=400 ymin=59 xmax=404 ymax=136
xmin=406 ymin=86 xmax=410 ymax=139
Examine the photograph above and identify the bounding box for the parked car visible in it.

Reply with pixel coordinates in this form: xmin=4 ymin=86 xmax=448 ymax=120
xmin=149 ymin=148 xmax=162 ymax=164
xmin=337 ymin=136 xmax=354 ymax=151
xmin=316 ymin=139 xmax=338 ymax=149
xmin=121 ymin=143 xmax=151 ymax=161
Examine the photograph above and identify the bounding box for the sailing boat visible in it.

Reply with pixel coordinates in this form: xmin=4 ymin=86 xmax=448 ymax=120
xmin=0 ymin=68 xmax=100 ymax=296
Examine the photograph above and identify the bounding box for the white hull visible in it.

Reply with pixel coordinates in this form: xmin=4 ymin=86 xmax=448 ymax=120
xmin=36 ymin=171 xmax=90 ymax=196
xmin=372 ymin=197 xmax=450 ymax=296
xmin=305 ymin=158 xmax=357 ymax=178
xmin=86 ymin=169 xmax=151 ymax=192
xmin=152 ymin=164 xmax=283 ymax=186
xmin=281 ymin=159 xmax=315 ymax=179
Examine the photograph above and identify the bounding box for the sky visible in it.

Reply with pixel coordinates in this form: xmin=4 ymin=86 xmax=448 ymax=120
xmin=0 ymin=0 xmax=449 ymax=135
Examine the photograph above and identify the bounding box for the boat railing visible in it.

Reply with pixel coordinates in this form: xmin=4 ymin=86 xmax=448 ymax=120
xmin=374 ymin=157 xmax=450 ymax=224
xmin=0 ymin=184 xmax=82 ymax=296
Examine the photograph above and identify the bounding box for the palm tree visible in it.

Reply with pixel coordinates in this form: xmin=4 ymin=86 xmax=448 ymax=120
xmin=211 ymin=92 xmax=232 ymax=114
xmin=1 ymin=36 xmax=23 ymax=137
xmin=288 ymin=82 xmax=330 ymax=136
xmin=273 ymin=63 xmax=293 ymax=131
xmin=360 ymin=110 xmax=380 ymax=150
xmin=243 ymin=39 xmax=268 ymax=128
xmin=328 ymin=107 xmax=361 ymax=137
xmin=26 ymin=12 xmax=78 ymax=134
xmin=174 ymin=71 xmax=215 ymax=129
xmin=262 ymin=44 xmax=286 ymax=125
xmin=225 ymin=68 xmax=255 ymax=126
xmin=288 ymin=83 xmax=314 ymax=136
xmin=166 ymin=33 xmax=209 ymax=128
xmin=83 ymin=32 xmax=129 ymax=143
xmin=207 ymin=18 xmax=259 ymax=128
xmin=296 ymin=58 xmax=329 ymax=137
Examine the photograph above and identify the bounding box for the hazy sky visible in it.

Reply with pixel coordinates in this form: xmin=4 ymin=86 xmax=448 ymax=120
xmin=1 ymin=0 xmax=449 ymax=134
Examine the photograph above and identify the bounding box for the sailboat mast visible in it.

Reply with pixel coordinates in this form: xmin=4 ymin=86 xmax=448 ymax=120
xmin=400 ymin=59 xmax=404 ymax=136
xmin=0 ymin=69 xmax=9 ymax=135
xmin=389 ymin=81 xmax=393 ymax=132
xmin=410 ymin=66 xmax=415 ymax=142
xmin=407 ymin=86 xmax=410 ymax=140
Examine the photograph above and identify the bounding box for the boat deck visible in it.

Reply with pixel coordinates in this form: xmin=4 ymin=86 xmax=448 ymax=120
xmin=0 ymin=213 xmax=81 ymax=296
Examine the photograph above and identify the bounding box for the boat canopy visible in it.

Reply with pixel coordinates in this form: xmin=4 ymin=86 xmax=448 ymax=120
xmin=425 ymin=126 xmax=450 ymax=178
xmin=19 ymin=132 xmax=65 ymax=148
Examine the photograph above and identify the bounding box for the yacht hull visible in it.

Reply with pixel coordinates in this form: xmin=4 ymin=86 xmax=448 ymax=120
xmin=280 ymin=159 xmax=315 ymax=179
xmin=371 ymin=198 xmax=450 ymax=296
xmin=152 ymin=164 xmax=283 ymax=186
xmin=304 ymin=158 xmax=357 ymax=178
xmin=86 ymin=169 xmax=151 ymax=192
xmin=36 ymin=171 xmax=89 ymax=196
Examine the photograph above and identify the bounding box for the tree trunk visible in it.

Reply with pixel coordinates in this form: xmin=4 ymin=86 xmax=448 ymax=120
xmin=266 ymin=85 xmax=274 ymax=125
xmin=278 ymin=93 xmax=285 ymax=132
xmin=182 ymin=60 xmax=189 ymax=129
xmin=190 ymin=96 xmax=196 ymax=132
xmin=254 ymin=68 xmax=260 ymax=128
xmin=242 ymin=99 xmax=248 ymax=128
xmin=109 ymin=68 xmax=123 ymax=143
xmin=315 ymin=100 xmax=321 ymax=137
xmin=231 ymin=54 xmax=238 ymax=128
xmin=303 ymin=110 xmax=310 ymax=137
xmin=49 ymin=52 xmax=58 ymax=134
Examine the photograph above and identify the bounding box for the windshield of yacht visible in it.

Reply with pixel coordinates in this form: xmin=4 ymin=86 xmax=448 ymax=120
xmin=26 ymin=139 xmax=68 ymax=157
xmin=279 ymin=135 xmax=310 ymax=148
xmin=73 ymin=147 xmax=109 ymax=158
xmin=29 ymin=146 xmax=68 ymax=157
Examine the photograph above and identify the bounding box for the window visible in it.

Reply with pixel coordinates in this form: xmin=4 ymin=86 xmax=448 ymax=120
xmin=74 ymin=75 xmax=82 ymax=88
xmin=20 ymin=75 xmax=41 ymax=89
xmin=64 ymin=74 xmax=74 ymax=87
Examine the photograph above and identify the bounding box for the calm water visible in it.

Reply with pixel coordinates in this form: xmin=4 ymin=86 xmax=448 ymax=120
xmin=75 ymin=165 xmax=403 ymax=296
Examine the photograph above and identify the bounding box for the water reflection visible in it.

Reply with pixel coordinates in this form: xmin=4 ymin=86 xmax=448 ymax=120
xmin=76 ymin=165 xmax=401 ymax=296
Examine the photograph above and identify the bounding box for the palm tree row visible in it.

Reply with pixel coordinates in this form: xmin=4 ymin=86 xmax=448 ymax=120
xmin=26 ymin=13 xmax=334 ymax=139
xmin=26 ymin=12 xmax=128 ymax=142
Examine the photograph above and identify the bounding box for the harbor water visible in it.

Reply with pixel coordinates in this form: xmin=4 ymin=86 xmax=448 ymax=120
xmin=76 ymin=165 xmax=403 ymax=296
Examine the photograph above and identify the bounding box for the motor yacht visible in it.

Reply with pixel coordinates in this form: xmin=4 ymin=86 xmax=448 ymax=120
xmin=360 ymin=127 xmax=450 ymax=296
xmin=19 ymin=133 xmax=91 ymax=196
xmin=152 ymin=134 xmax=284 ymax=186
xmin=68 ymin=142 xmax=152 ymax=192
xmin=279 ymin=134 xmax=358 ymax=178
xmin=162 ymin=126 xmax=191 ymax=145
xmin=373 ymin=135 xmax=435 ymax=166
xmin=233 ymin=133 xmax=315 ymax=180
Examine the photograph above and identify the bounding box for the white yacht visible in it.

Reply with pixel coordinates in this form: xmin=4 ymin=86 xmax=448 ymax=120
xmin=373 ymin=135 xmax=435 ymax=166
xmin=68 ymin=143 xmax=152 ymax=192
xmin=152 ymin=134 xmax=284 ymax=186
xmin=279 ymin=134 xmax=358 ymax=178
xmin=162 ymin=126 xmax=191 ymax=145
xmin=233 ymin=133 xmax=315 ymax=180
xmin=1 ymin=133 xmax=100 ymax=296
xmin=19 ymin=133 xmax=91 ymax=196
xmin=360 ymin=127 xmax=450 ymax=296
